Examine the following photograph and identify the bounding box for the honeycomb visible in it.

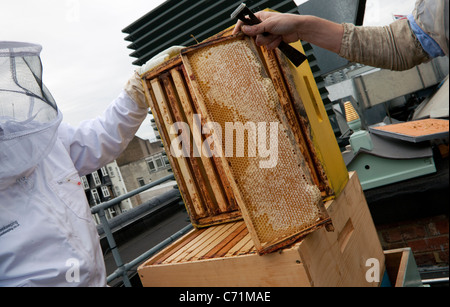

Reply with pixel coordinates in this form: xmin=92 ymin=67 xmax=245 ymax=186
xmin=185 ymin=37 xmax=323 ymax=248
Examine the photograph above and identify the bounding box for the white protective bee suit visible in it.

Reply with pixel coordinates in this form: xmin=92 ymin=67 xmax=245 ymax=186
xmin=0 ymin=41 xmax=152 ymax=287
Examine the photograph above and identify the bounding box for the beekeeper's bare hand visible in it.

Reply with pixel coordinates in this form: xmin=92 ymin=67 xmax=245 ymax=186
xmin=233 ymin=11 xmax=302 ymax=51
xmin=233 ymin=11 xmax=344 ymax=54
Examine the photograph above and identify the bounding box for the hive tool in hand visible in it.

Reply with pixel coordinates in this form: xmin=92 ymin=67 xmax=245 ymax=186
xmin=231 ymin=3 xmax=307 ymax=67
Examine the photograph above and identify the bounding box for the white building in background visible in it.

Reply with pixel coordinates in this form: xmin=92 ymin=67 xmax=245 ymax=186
xmin=80 ymin=133 xmax=175 ymax=224
xmin=106 ymin=160 xmax=133 ymax=212
xmin=80 ymin=161 xmax=133 ymax=225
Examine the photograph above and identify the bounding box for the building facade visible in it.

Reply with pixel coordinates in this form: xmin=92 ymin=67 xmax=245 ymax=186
xmin=106 ymin=160 xmax=133 ymax=212
xmin=80 ymin=165 xmax=123 ymax=224
xmin=116 ymin=136 xmax=173 ymax=207
xmin=80 ymin=133 xmax=174 ymax=223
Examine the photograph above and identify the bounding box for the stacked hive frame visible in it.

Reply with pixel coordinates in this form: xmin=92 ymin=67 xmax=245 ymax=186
xmin=142 ymin=32 xmax=348 ymax=254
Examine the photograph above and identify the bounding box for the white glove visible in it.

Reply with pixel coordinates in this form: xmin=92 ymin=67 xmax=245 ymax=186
xmin=124 ymin=46 xmax=185 ymax=109
xmin=137 ymin=46 xmax=185 ymax=75
xmin=124 ymin=71 xmax=147 ymax=109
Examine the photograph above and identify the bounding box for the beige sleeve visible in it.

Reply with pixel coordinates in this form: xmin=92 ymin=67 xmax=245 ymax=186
xmin=338 ymin=19 xmax=430 ymax=71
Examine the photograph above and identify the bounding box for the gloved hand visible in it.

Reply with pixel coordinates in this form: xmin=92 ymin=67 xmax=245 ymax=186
xmin=124 ymin=46 xmax=185 ymax=109
xmin=124 ymin=71 xmax=147 ymax=109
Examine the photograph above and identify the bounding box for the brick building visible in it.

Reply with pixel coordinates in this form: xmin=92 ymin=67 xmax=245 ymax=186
xmin=377 ymin=215 xmax=449 ymax=269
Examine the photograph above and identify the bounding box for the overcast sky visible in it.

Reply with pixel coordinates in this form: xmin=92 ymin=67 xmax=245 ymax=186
xmin=1 ymin=0 xmax=416 ymax=141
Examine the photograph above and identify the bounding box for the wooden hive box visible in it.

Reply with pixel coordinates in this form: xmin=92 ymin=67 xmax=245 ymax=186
xmin=138 ymin=172 xmax=385 ymax=287
xmin=142 ymin=32 xmax=348 ymax=254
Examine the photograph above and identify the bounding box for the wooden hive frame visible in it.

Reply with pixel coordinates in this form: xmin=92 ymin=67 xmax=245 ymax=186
xmin=180 ymin=34 xmax=332 ymax=254
xmin=142 ymin=31 xmax=347 ymax=253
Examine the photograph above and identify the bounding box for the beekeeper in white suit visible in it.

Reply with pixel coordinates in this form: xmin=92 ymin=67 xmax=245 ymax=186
xmin=0 ymin=41 xmax=181 ymax=287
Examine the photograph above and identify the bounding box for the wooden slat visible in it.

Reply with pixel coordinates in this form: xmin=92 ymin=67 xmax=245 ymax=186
xmin=180 ymin=64 xmax=240 ymax=213
xmin=142 ymin=80 xmax=195 ymax=220
xmin=201 ymin=222 xmax=249 ymax=259
xmin=142 ymin=55 xmax=182 ymax=80
xmin=153 ymin=229 xmax=206 ymax=265
xmin=239 ymin=235 xmax=258 ymax=255
xmin=186 ymin=223 xmax=241 ymax=262
xmin=151 ymin=79 xmax=206 ymax=218
xmin=145 ymin=63 xmax=241 ymax=228
xmin=170 ymin=68 xmax=230 ymax=213
xmin=161 ymin=73 xmax=217 ymax=216
xmin=168 ymin=223 xmax=235 ymax=264
xmin=162 ymin=224 xmax=227 ymax=264
xmin=196 ymin=211 xmax=242 ymax=228
xmin=161 ymin=222 xmax=253 ymax=262
xmin=225 ymin=231 xmax=253 ymax=257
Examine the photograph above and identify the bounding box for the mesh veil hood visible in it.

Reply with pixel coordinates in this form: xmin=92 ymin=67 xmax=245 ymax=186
xmin=0 ymin=42 xmax=58 ymax=128
xmin=0 ymin=41 xmax=61 ymax=182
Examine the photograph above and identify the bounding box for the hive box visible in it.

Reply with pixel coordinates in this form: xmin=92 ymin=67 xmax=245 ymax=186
xmin=138 ymin=172 xmax=385 ymax=287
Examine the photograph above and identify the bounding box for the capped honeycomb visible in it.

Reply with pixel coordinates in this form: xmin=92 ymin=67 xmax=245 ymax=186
xmin=182 ymin=36 xmax=329 ymax=253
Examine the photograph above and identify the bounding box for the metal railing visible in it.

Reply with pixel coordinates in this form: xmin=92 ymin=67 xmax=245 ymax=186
xmin=91 ymin=174 xmax=193 ymax=287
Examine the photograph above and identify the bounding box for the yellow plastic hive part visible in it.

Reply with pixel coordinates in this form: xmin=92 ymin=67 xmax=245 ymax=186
xmin=285 ymin=40 xmax=349 ymax=199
